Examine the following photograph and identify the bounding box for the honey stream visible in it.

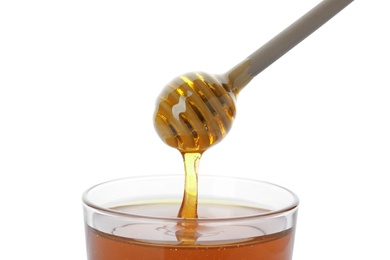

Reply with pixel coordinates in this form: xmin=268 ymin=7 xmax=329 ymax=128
xmin=153 ymin=66 xmax=253 ymax=244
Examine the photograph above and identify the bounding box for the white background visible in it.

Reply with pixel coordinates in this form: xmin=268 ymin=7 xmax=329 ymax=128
xmin=1 ymin=0 xmax=389 ymax=259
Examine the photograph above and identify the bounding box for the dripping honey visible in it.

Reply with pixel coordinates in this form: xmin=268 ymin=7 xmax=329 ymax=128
xmin=153 ymin=72 xmax=240 ymax=222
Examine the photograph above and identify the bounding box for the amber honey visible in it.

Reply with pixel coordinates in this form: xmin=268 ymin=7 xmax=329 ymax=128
xmin=86 ymin=202 xmax=296 ymax=260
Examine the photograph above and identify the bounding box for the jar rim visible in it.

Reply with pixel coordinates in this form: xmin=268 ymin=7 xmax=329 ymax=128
xmin=82 ymin=175 xmax=299 ymax=222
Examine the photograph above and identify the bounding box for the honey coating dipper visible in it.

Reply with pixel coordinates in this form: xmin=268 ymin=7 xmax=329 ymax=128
xmin=154 ymin=0 xmax=354 ymax=154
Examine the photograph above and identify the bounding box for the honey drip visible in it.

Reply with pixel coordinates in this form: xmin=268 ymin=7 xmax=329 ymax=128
xmin=153 ymin=67 xmax=253 ymax=244
xmin=177 ymin=152 xmax=201 ymax=219
xmin=175 ymin=152 xmax=201 ymax=244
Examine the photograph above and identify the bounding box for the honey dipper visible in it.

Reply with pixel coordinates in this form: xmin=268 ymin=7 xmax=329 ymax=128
xmin=154 ymin=0 xmax=354 ymax=154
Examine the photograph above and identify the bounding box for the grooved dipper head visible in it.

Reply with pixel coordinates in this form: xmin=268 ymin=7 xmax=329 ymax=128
xmin=153 ymin=71 xmax=237 ymax=154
